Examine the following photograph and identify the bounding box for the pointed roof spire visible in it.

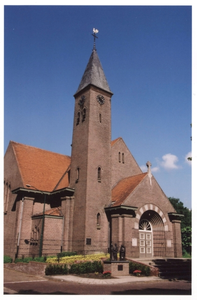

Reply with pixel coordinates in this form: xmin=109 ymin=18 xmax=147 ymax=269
xmin=75 ymin=30 xmax=113 ymax=96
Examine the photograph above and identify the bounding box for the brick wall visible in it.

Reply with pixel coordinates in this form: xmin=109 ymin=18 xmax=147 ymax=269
xmin=111 ymin=138 xmax=142 ymax=188
xmin=70 ymin=86 xmax=112 ymax=254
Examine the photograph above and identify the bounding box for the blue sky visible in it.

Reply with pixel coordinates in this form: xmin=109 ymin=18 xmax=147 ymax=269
xmin=4 ymin=5 xmax=192 ymax=209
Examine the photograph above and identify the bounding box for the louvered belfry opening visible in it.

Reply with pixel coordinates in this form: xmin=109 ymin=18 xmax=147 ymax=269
xmin=139 ymin=210 xmax=165 ymax=258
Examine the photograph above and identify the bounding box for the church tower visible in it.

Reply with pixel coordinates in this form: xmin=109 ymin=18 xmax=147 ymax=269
xmin=70 ymin=35 xmax=113 ymax=254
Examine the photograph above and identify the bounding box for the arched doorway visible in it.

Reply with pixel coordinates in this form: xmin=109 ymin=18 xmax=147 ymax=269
xmin=139 ymin=210 xmax=165 ymax=258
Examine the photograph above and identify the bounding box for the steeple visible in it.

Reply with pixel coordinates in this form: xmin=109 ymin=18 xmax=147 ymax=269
xmin=75 ymin=48 xmax=113 ymax=96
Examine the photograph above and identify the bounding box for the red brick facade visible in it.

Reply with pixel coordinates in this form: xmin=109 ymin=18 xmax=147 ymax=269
xmin=4 ymin=47 xmax=183 ymax=259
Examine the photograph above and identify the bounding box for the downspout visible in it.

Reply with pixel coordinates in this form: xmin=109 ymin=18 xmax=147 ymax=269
xmin=16 ymin=197 xmax=24 ymax=259
xmin=61 ymin=216 xmax=65 ymax=253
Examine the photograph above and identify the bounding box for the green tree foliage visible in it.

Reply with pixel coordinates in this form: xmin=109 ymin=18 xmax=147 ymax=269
xmin=168 ymin=197 xmax=191 ymax=255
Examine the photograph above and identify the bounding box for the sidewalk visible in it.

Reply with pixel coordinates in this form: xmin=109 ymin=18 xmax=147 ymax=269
xmin=48 ymin=274 xmax=162 ymax=285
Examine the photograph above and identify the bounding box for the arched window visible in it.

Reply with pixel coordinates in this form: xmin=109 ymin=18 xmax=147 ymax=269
xmin=98 ymin=167 xmax=101 ymax=182
xmin=76 ymin=111 xmax=80 ymax=125
xmin=97 ymin=213 xmax=101 ymax=226
xmin=76 ymin=167 xmax=80 ymax=183
xmin=99 ymin=113 xmax=102 ymax=123
xmin=82 ymin=108 xmax=86 ymax=122
xmin=119 ymin=152 xmax=121 ymax=163
xmin=122 ymin=153 xmax=124 ymax=164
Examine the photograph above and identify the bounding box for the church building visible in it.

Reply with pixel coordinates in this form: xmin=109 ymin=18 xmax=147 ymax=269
xmin=4 ymin=35 xmax=183 ymax=260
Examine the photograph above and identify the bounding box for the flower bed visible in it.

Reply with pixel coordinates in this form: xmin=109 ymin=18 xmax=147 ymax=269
xmin=46 ymin=253 xmax=110 ymax=264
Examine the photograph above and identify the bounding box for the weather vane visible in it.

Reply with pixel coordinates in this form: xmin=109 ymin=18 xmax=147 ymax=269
xmin=92 ymin=28 xmax=99 ymax=50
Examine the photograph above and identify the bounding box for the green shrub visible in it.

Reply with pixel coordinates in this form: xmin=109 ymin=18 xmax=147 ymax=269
xmin=14 ymin=257 xmax=32 ymax=263
xmin=14 ymin=256 xmax=49 ymax=263
xmin=45 ymin=260 xmax=103 ymax=276
xmin=45 ymin=264 xmax=69 ymax=275
xmin=33 ymin=256 xmax=47 ymax=262
xmin=92 ymin=261 xmax=103 ymax=273
xmin=57 ymin=251 xmax=77 ymax=258
xmin=129 ymin=261 xmax=150 ymax=276
xmin=69 ymin=263 xmax=80 ymax=274
xmin=4 ymin=255 xmax=12 ymax=263
xmin=69 ymin=260 xmax=103 ymax=274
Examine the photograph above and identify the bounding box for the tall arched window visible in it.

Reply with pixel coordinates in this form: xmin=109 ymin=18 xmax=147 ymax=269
xmin=76 ymin=111 xmax=80 ymax=125
xmin=99 ymin=113 xmax=102 ymax=123
xmin=82 ymin=108 xmax=86 ymax=122
xmin=122 ymin=153 xmax=125 ymax=164
xmin=97 ymin=213 xmax=101 ymax=226
xmin=98 ymin=167 xmax=101 ymax=182
xmin=76 ymin=167 xmax=80 ymax=183
xmin=119 ymin=152 xmax=121 ymax=163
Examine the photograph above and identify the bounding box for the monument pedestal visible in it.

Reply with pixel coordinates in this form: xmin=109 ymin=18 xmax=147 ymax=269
xmin=103 ymin=260 xmax=130 ymax=276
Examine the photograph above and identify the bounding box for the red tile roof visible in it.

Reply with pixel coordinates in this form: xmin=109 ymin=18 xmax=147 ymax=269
xmin=111 ymin=137 xmax=121 ymax=147
xmin=11 ymin=141 xmax=71 ymax=192
xmin=33 ymin=207 xmax=63 ymax=217
xmin=111 ymin=173 xmax=147 ymax=207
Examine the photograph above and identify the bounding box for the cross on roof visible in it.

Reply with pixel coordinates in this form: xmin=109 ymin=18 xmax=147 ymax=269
xmin=92 ymin=28 xmax=99 ymax=50
xmin=146 ymin=161 xmax=152 ymax=171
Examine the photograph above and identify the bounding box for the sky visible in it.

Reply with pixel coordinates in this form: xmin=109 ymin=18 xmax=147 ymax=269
xmin=3 ymin=4 xmax=192 ymax=209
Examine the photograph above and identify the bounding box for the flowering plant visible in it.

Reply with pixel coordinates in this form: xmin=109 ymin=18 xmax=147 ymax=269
xmin=102 ymin=271 xmax=111 ymax=277
xmin=46 ymin=253 xmax=109 ymax=264
xmin=133 ymin=270 xmax=142 ymax=276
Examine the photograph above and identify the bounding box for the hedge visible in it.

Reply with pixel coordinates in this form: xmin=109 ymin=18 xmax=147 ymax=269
xmin=45 ymin=260 xmax=103 ymax=275
xmin=129 ymin=261 xmax=150 ymax=276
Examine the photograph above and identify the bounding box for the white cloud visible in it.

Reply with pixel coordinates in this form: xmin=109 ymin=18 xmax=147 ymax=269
xmin=152 ymin=167 xmax=160 ymax=173
xmin=160 ymin=153 xmax=180 ymax=170
xmin=140 ymin=165 xmax=147 ymax=172
xmin=185 ymin=152 xmax=192 ymax=166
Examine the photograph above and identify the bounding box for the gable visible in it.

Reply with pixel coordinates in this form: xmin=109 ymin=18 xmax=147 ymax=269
xmin=111 ymin=173 xmax=147 ymax=207
xmin=4 ymin=141 xmax=24 ymax=191
xmin=111 ymin=137 xmax=142 ymax=188
xmin=123 ymin=174 xmax=176 ymax=214
xmin=8 ymin=141 xmax=71 ymax=192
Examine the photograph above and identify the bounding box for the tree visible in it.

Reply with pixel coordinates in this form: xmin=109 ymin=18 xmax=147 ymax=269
xmin=168 ymin=197 xmax=191 ymax=229
xmin=168 ymin=197 xmax=192 ymax=255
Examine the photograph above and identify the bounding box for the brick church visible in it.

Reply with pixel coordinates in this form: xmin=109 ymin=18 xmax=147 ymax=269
xmin=4 ymin=36 xmax=183 ymax=260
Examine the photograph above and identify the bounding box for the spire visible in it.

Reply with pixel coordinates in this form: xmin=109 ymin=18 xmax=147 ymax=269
xmin=75 ymin=31 xmax=113 ymax=96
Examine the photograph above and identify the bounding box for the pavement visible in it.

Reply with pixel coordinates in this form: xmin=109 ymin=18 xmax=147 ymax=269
xmin=48 ymin=274 xmax=162 ymax=285
xmin=4 ymin=266 xmax=162 ymax=294
xmin=4 ymin=267 xmax=191 ymax=295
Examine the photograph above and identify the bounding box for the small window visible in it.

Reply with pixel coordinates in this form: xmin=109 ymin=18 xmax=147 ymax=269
xmin=76 ymin=167 xmax=79 ymax=183
xmin=119 ymin=152 xmax=121 ymax=163
xmin=68 ymin=170 xmax=70 ymax=184
xmin=82 ymin=108 xmax=86 ymax=122
xmin=98 ymin=167 xmax=101 ymax=182
xmin=122 ymin=153 xmax=124 ymax=164
xmin=97 ymin=213 xmax=101 ymax=226
xmin=99 ymin=113 xmax=102 ymax=123
xmin=76 ymin=111 xmax=80 ymax=125
xmin=86 ymin=238 xmax=91 ymax=245
xmin=118 ymin=265 xmax=123 ymax=271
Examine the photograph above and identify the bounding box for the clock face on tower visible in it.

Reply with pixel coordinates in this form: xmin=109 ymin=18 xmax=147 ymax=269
xmin=97 ymin=94 xmax=105 ymax=105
